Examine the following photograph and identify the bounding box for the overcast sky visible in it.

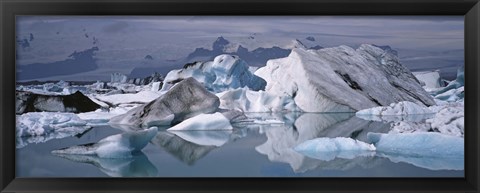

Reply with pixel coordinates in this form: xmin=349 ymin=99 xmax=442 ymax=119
xmin=16 ymin=16 xmax=464 ymax=81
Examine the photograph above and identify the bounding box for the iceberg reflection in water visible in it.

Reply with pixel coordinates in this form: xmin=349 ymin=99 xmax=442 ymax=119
xmin=16 ymin=113 xmax=464 ymax=177
xmin=54 ymin=152 xmax=158 ymax=177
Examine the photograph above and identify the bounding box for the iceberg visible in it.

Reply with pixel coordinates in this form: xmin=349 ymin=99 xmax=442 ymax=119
xmin=95 ymin=90 xmax=162 ymax=106
xmin=162 ymin=54 xmax=266 ymax=93
xmin=110 ymin=72 xmax=128 ymax=83
xmin=52 ymin=127 xmax=158 ymax=158
xmin=16 ymin=91 xmax=101 ymax=114
xmin=109 ymin=78 xmax=220 ymax=127
xmin=16 ymin=112 xmax=90 ymax=137
xmin=412 ymin=70 xmax=443 ymax=89
xmin=167 ymin=112 xmax=233 ymax=131
xmin=294 ymin=137 xmax=376 ymax=161
xmin=218 ymin=87 xmax=300 ymax=112
xmin=168 ymin=130 xmax=232 ymax=147
xmin=255 ymin=45 xmax=435 ymax=112
xmin=151 ymin=82 xmax=162 ymax=92
xmin=367 ymin=132 xmax=464 ymax=158
xmin=426 ymin=105 xmax=464 ymax=137
xmin=355 ymin=101 xmax=434 ymax=122
xmin=355 ymin=101 xmax=433 ymax=116
xmin=387 ymin=103 xmax=464 ymax=137
xmin=389 ymin=121 xmax=431 ymax=134
xmin=433 ymin=66 xmax=464 ymax=102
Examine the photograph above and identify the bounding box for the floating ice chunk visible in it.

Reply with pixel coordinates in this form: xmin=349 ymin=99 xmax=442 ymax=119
xmin=255 ymin=45 xmax=434 ymax=112
xmin=151 ymin=82 xmax=162 ymax=92
xmin=387 ymin=103 xmax=464 ymax=137
xmin=95 ymin=90 xmax=162 ymax=106
xmin=413 ymin=70 xmax=443 ymax=89
xmin=355 ymin=114 xmax=434 ymax=123
xmin=433 ymin=66 xmax=464 ymax=102
xmin=52 ymin=127 xmax=158 ymax=158
xmin=110 ymin=78 xmax=219 ymax=127
xmin=16 ymin=91 xmax=101 ymax=114
xmin=389 ymin=121 xmax=431 ymax=134
xmin=16 ymin=112 xmax=89 ymax=137
xmin=356 ymin=101 xmax=433 ymax=116
xmin=162 ymin=54 xmax=266 ymax=93
xmin=435 ymin=86 xmax=464 ymax=102
xmin=426 ymin=105 xmax=464 ymax=137
xmin=111 ymin=72 xmax=129 ymax=83
xmin=168 ymin=130 xmax=232 ymax=146
xmin=167 ymin=113 xmax=232 ymax=131
xmin=367 ymin=132 xmax=464 ymax=158
xmin=294 ymin=137 xmax=376 ymax=161
xmin=218 ymin=87 xmax=300 ymax=112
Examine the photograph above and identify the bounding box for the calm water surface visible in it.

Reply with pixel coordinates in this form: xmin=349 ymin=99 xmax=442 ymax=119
xmin=16 ymin=113 xmax=464 ymax=177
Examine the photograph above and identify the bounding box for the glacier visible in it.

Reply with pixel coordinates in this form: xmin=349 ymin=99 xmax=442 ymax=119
xmin=255 ymin=45 xmax=435 ymax=112
xmin=294 ymin=137 xmax=376 ymax=161
xmin=162 ymin=54 xmax=266 ymax=93
xmin=52 ymin=127 xmax=158 ymax=158
xmin=109 ymin=78 xmax=220 ymax=127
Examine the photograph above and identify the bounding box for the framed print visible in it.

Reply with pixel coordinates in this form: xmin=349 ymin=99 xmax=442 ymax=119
xmin=1 ymin=0 xmax=479 ymax=192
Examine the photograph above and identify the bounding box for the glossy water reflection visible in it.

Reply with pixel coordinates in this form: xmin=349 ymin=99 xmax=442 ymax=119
xmin=16 ymin=113 xmax=464 ymax=177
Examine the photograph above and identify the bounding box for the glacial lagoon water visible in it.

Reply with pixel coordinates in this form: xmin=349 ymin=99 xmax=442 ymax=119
xmin=16 ymin=113 xmax=464 ymax=177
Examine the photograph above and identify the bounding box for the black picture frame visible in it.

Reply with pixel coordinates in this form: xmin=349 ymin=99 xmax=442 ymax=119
xmin=1 ymin=0 xmax=479 ymax=192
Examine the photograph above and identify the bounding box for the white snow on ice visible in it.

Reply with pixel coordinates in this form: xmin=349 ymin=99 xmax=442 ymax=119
xmin=218 ymin=87 xmax=300 ymax=112
xmin=167 ymin=112 xmax=233 ymax=131
xmin=95 ymin=90 xmax=161 ymax=106
xmin=16 ymin=112 xmax=89 ymax=137
xmin=168 ymin=130 xmax=232 ymax=147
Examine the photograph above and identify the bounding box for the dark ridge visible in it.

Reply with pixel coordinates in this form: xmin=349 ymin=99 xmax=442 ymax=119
xmin=334 ymin=70 xmax=363 ymax=91
xmin=61 ymin=91 xmax=101 ymax=112
xmin=391 ymin=82 xmax=430 ymax=106
xmin=367 ymin=94 xmax=382 ymax=106
xmin=306 ymin=36 xmax=315 ymax=41
xmin=350 ymin=129 xmax=363 ymax=139
xmin=167 ymin=78 xmax=184 ymax=85
xmin=16 ymin=90 xmax=100 ymax=114
xmin=183 ymin=61 xmax=200 ymax=69
xmin=144 ymin=55 xmax=154 ymax=60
